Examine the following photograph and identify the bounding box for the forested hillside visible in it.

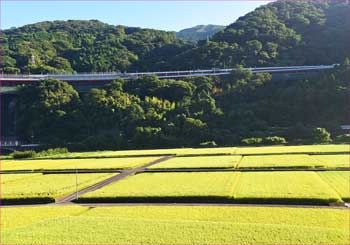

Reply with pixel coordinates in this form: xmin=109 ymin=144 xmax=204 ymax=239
xmin=1 ymin=1 xmax=349 ymax=73
xmin=1 ymin=20 xmax=191 ymax=74
xmin=170 ymin=0 xmax=350 ymax=69
xmin=14 ymin=62 xmax=349 ymax=150
xmin=176 ymin=25 xmax=225 ymax=42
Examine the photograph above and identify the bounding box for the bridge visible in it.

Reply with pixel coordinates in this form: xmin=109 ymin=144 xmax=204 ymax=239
xmin=0 ymin=137 xmax=34 ymax=153
xmin=0 ymin=65 xmax=337 ymax=93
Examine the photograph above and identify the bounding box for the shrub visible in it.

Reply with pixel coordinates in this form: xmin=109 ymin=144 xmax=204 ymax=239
xmin=264 ymin=136 xmax=287 ymax=145
xmin=37 ymin=147 xmax=69 ymax=157
xmin=199 ymin=141 xmax=217 ymax=147
xmin=335 ymin=134 xmax=350 ymax=143
xmin=11 ymin=150 xmax=37 ymax=159
xmin=313 ymin=128 xmax=332 ymax=143
xmin=241 ymin=137 xmax=263 ymax=145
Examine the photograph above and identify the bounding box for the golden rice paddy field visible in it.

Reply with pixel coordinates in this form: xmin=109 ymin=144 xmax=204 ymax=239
xmin=1 ymin=145 xmax=349 ymax=244
xmin=1 ymin=206 xmax=349 ymax=244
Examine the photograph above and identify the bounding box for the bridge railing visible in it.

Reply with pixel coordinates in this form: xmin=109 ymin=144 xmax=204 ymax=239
xmin=0 ymin=65 xmax=337 ymax=81
xmin=0 ymin=140 xmax=22 ymax=147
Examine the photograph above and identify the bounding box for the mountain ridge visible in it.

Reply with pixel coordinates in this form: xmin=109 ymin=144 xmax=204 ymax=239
xmin=176 ymin=24 xmax=225 ymax=42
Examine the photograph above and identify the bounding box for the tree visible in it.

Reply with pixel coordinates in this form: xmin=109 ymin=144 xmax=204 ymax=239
xmin=313 ymin=128 xmax=332 ymax=143
xmin=15 ymin=78 xmax=80 ymax=144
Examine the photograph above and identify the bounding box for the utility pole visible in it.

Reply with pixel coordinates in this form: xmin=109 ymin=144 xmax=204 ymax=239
xmin=75 ymin=168 xmax=78 ymax=200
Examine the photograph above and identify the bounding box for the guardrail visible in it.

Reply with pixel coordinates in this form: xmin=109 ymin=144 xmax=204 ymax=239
xmin=0 ymin=65 xmax=337 ymax=82
xmin=0 ymin=140 xmax=22 ymax=147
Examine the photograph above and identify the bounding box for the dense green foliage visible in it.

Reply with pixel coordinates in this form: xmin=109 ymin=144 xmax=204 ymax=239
xmin=10 ymin=150 xmax=36 ymax=159
xmin=336 ymin=134 xmax=350 ymax=143
xmin=14 ymin=62 xmax=349 ymax=149
xmin=171 ymin=0 xmax=350 ymax=69
xmin=313 ymin=127 xmax=332 ymax=143
xmin=176 ymin=25 xmax=225 ymax=42
xmin=1 ymin=20 xmax=191 ymax=73
xmin=10 ymin=148 xmax=69 ymax=159
xmin=2 ymin=1 xmax=349 ymax=72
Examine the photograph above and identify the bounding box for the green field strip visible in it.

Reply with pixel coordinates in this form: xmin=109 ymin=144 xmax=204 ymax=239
xmin=176 ymin=147 xmax=237 ymax=156
xmin=238 ymin=154 xmax=326 ymax=169
xmin=0 ymin=205 xmax=89 ymax=230
xmin=147 ymin=155 xmax=241 ymax=169
xmin=312 ymin=154 xmax=350 ymax=168
xmin=236 ymin=144 xmax=350 ymax=155
xmin=317 ymin=171 xmax=350 ymax=202
xmin=27 ymin=148 xmax=193 ymax=159
xmin=0 ymin=173 xmax=42 ymax=184
xmin=1 ymin=157 xmax=160 ymax=171
xmin=77 ymin=170 xmax=344 ymax=205
xmin=1 ymin=173 xmax=117 ymax=204
xmin=78 ymin=172 xmax=239 ymax=202
xmin=1 ymin=206 xmax=349 ymax=244
xmin=233 ymin=171 xmax=342 ymax=204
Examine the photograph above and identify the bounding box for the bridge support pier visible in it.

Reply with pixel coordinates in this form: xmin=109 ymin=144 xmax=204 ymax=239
xmin=1 ymin=94 xmax=18 ymax=138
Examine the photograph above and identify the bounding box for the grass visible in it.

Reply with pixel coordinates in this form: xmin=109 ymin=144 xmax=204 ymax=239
xmin=233 ymin=171 xmax=342 ymax=204
xmin=177 ymin=147 xmax=237 ymax=156
xmin=27 ymin=148 xmax=192 ymax=159
xmin=3 ymin=144 xmax=348 ymax=160
xmin=0 ymin=157 xmax=159 ymax=171
xmin=238 ymin=154 xmax=325 ymax=169
xmin=317 ymin=171 xmax=350 ymax=201
xmin=78 ymin=172 xmax=239 ymax=202
xmin=148 ymin=156 xmax=242 ymax=169
xmin=1 ymin=173 xmax=116 ymax=203
xmin=312 ymin=154 xmax=350 ymax=168
xmin=3 ymin=147 xmax=238 ymax=160
xmin=1 ymin=205 xmax=349 ymax=244
xmin=236 ymin=144 xmax=350 ymax=155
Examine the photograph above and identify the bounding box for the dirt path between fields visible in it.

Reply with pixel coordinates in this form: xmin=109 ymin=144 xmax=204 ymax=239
xmin=1 ymin=167 xmax=349 ymax=175
xmin=1 ymin=202 xmax=349 ymax=209
xmin=55 ymin=156 xmax=175 ymax=203
xmin=143 ymin=167 xmax=350 ymax=172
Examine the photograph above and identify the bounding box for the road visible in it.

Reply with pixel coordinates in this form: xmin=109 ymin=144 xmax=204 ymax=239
xmin=55 ymin=155 xmax=175 ymax=203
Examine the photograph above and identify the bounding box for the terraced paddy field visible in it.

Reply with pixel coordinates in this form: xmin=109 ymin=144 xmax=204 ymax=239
xmin=32 ymin=148 xmax=191 ymax=158
xmin=1 ymin=145 xmax=350 ymax=244
xmin=317 ymin=171 xmax=350 ymax=201
xmin=78 ymin=172 xmax=240 ymax=202
xmin=148 ymin=155 xmax=242 ymax=169
xmin=176 ymin=147 xmax=237 ymax=156
xmin=23 ymin=147 xmax=237 ymax=159
xmin=238 ymin=154 xmax=325 ymax=169
xmin=5 ymin=144 xmax=347 ymax=161
xmin=1 ymin=205 xmax=349 ymax=244
xmin=236 ymin=144 xmax=350 ymax=155
xmin=1 ymin=173 xmax=116 ymax=203
xmin=0 ymin=157 xmax=159 ymax=171
xmin=233 ymin=171 xmax=342 ymax=204
xmin=78 ymin=171 xmax=348 ymax=204
xmin=313 ymin=154 xmax=350 ymax=168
